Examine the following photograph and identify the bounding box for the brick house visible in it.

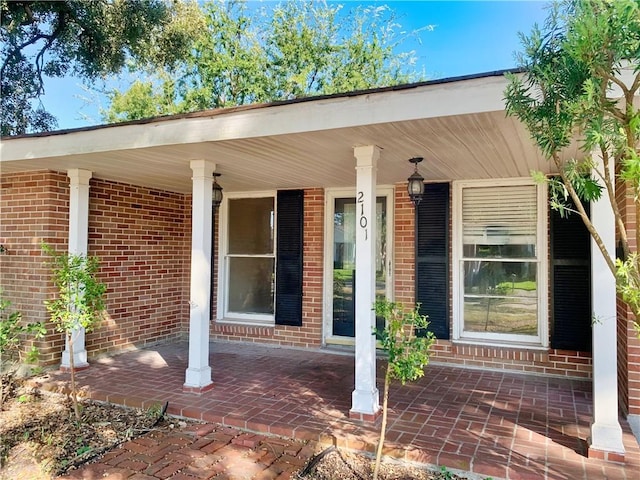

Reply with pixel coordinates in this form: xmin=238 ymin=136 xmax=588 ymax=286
xmin=1 ymin=71 xmax=638 ymax=459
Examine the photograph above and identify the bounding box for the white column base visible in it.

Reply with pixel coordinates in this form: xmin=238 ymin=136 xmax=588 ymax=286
xmin=628 ymin=414 xmax=640 ymax=445
xmin=184 ymin=366 xmax=213 ymax=390
xmin=590 ymin=422 xmax=625 ymax=454
xmin=60 ymin=328 xmax=89 ymax=369
xmin=350 ymin=387 xmax=380 ymax=418
xmin=61 ymin=351 xmax=88 ymax=369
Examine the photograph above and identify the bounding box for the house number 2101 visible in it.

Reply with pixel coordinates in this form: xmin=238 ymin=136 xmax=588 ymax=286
xmin=357 ymin=191 xmax=368 ymax=240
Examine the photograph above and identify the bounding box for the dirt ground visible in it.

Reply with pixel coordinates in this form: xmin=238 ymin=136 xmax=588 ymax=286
xmin=299 ymin=447 xmax=471 ymax=480
xmin=0 ymin=373 xmax=173 ymax=478
xmin=0 ymin=374 xmax=472 ymax=480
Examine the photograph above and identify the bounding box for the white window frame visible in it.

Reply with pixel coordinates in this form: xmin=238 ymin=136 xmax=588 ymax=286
xmin=216 ymin=190 xmax=277 ymax=326
xmin=323 ymin=186 xmax=395 ymax=345
xmin=452 ymin=178 xmax=549 ymax=347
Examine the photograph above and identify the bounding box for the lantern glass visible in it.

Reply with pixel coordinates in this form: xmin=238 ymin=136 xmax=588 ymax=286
xmin=407 ymin=157 xmax=425 ymax=207
xmin=407 ymin=172 xmax=424 ymax=197
xmin=408 ymin=176 xmax=424 ymax=195
xmin=212 ymin=175 xmax=223 ymax=208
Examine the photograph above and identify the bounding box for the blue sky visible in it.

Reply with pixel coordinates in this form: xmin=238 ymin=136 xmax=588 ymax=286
xmin=42 ymin=1 xmax=549 ymax=130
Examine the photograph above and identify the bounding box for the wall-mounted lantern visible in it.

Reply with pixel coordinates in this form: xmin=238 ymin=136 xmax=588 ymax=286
xmin=407 ymin=157 xmax=425 ymax=207
xmin=212 ymin=173 xmax=223 ymax=209
xmin=211 ymin=172 xmax=223 ymax=313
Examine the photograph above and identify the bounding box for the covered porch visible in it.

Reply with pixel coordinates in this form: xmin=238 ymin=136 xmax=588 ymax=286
xmin=37 ymin=341 xmax=639 ymax=480
xmin=2 ymin=70 xmax=637 ymax=461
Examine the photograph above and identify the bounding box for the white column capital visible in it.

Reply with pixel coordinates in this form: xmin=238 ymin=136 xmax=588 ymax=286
xmin=67 ymin=169 xmax=93 ymax=186
xmin=190 ymin=159 xmax=216 ymax=178
xmin=353 ymin=145 xmax=381 ymax=167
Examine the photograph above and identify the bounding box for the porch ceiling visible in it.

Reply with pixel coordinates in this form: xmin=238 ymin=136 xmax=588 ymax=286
xmin=1 ymin=73 xmax=580 ymax=194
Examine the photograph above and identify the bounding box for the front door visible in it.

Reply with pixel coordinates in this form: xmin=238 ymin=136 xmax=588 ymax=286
xmin=325 ymin=188 xmax=392 ymax=343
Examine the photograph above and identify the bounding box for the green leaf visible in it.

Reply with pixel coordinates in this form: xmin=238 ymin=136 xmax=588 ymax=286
xmin=373 ymin=300 xmax=435 ymax=384
xmin=506 ymin=0 xmax=640 ymax=332
xmin=102 ymin=0 xmax=427 ymax=122
xmin=1 ymin=0 xmax=203 ymax=135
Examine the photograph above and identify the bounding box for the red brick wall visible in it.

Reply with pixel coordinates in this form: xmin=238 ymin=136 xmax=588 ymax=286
xmin=211 ymin=188 xmax=324 ymax=348
xmin=391 ymin=182 xmax=594 ymax=378
xmin=0 ymin=171 xmax=191 ymax=365
xmin=393 ymin=183 xmax=416 ymax=306
xmin=616 ymin=176 xmax=640 ymax=416
xmin=432 ymin=344 xmax=592 ymax=378
xmin=1 ymin=171 xmax=601 ymax=380
xmin=0 ymin=171 xmax=69 ymax=364
xmin=86 ymin=179 xmax=191 ymax=356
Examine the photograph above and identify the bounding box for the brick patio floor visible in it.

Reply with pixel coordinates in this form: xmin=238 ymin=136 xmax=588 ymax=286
xmin=57 ymin=423 xmax=313 ymax=480
xmin=39 ymin=341 xmax=640 ymax=480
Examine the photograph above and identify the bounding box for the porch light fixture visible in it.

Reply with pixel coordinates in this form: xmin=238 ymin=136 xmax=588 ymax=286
xmin=407 ymin=157 xmax=425 ymax=207
xmin=212 ymin=173 xmax=223 ymax=209
xmin=211 ymin=173 xmax=223 ymax=306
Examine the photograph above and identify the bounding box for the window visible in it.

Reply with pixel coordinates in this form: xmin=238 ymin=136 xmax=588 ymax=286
xmin=226 ymin=196 xmax=275 ymax=320
xmin=453 ymin=180 xmax=548 ymax=346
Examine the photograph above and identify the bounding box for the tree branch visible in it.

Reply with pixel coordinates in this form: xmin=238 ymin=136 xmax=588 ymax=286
xmin=606 ymin=71 xmax=630 ymax=97
xmin=1 ymin=4 xmax=70 ymax=93
xmin=20 ymin=3 xmax=35 ymax=27
xmin=608 ymin=105 xmax=628 ymax=123
xmin=1 ymin=32 xmax=51 ymax=77
xmin=553 ymin=152 xmax=617 ymax=276
xmin=600 ymin=147 xmax=630 ymax=260
xmin=629 ymin=70 xmax=640 ymax=97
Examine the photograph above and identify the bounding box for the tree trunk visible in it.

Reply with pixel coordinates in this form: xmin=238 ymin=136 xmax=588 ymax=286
xmin=373 ymin=368 xmax=391 ymax=480
xmin=68 ymin=331 xmax=80 ymax=421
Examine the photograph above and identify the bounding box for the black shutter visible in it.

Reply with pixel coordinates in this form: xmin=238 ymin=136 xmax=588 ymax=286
xmin=416 ymin=183 xmax=450 ymax=340
xmin=275 ymin=190 xmax=304 ymax=326
xmin=550 ymin=201 xmax=592 ymax=351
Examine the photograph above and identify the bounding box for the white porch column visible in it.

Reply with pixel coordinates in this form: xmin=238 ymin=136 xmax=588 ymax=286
xmin=589 ymin=153 xmax=624 ymax=456
xmin=350 ymin=145 xmax=381 ymax=419
xmin=61 ymin=169 xmax=92 ymax=369
xmin=184 ymin=160 xmax=215 ymax=392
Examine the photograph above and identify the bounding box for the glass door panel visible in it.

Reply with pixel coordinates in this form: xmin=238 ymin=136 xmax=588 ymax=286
xmin=331 ymin=196 xmax=387 ymax=338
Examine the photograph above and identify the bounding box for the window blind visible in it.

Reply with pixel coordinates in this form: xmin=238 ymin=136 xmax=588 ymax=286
xmin=462 ymin=185 xmax=537 ymax=246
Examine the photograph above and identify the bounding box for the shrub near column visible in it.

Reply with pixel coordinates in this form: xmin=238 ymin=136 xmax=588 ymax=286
xmin=372 ymin=300 xmax=436 ymax=480
xmin=43 ymin=244 xmax=106 ymax=421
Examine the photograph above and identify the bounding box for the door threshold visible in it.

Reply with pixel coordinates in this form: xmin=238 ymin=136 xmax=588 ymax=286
xmin=325 ymin=336 xmax=355 ymax=346
xmin=322 ymin=343 xmax=355 ymax=355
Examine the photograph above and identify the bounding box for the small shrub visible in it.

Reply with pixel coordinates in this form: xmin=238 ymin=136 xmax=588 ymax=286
xmin=43 ymin=244 xmax=106 ymax=421
xmin=1 ymin=290 xmax=46 ymax=406
xmin=372 ymin=300 xmax=436 ymax=480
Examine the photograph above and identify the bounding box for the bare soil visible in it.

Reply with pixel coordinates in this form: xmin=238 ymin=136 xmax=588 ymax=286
xmin=299 ymin=447 xmax=472 ymax=480
xmin=0 ymin=374 xmax=472 ymax=480
xmin=0 ymin=373 xmax=177 ymax=478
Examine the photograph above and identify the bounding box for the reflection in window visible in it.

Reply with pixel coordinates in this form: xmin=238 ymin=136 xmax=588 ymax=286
xmin=227 ymin=197 xmax=275 ymax=316
xmin=463 ymin=261 xmax=537 ymax=334
xmin=228 ymin=198 xmax=274 ymax=255
xmin=228 ymin=257 xmax=274 ymax=314
xmin=461 ymin=185 xmax=538 ymax=336
xmin=332 ymin=197 xmax=387 ymax=337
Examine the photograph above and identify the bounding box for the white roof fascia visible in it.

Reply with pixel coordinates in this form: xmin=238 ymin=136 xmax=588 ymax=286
xmin=1 ymin=74 xmax=510 ymax=163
